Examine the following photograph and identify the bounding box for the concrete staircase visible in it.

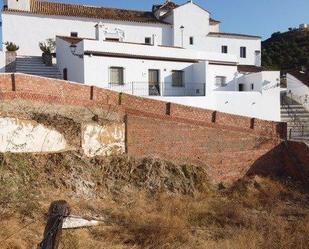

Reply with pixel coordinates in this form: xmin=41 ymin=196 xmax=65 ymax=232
xmin=16 ymin=56 xmax=62 ymax=79
xmin=281 ymin=96 xmax=309 ymax=145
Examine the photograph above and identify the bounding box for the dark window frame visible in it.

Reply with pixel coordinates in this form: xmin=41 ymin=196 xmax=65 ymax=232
xmin=145 ymin=37 xmax=152 ymax=45
xmin=221 ymin=45 xmax=228 ymax=54
xmin=189 ymin=36 xmax=194 ymax=45
xmin=240 ymin=47 xmax=247 ymax=58
xmin=172 ymin=70 xmax=184 ymax=87
xmin=70 ymin=32 xmax=78 ymax=37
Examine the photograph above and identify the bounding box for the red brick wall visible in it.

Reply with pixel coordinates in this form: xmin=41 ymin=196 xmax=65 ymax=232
xmin=126 ymin=112 xmax=284 ymax=183
xmin=1 ymin=73 xmax=306 ymax=183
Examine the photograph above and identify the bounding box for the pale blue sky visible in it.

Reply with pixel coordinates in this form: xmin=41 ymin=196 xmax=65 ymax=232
xmin=1 ymin=0 xmax=309 ymax=40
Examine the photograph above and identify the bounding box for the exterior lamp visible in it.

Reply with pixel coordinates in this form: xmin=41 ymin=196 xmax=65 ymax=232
xmin=69 ymin=43 xmax=83 ymax=58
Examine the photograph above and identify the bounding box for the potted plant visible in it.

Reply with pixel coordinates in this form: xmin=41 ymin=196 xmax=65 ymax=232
xmin=39 ymin=38 xmax=55 ymax=66
xmin=5 ymin=42 xmax=19 ymax=72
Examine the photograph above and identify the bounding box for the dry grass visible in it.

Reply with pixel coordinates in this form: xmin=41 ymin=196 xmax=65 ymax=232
xmin=0 ymin=152 xmax=308 ymax=249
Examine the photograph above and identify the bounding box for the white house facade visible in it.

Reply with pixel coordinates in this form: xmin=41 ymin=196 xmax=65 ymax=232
xmin=1 ymin=0 xmax=282 ymax=121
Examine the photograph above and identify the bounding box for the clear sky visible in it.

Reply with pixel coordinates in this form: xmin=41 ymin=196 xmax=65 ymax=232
xmin=1 ymin=0 xmax=309 ymax=40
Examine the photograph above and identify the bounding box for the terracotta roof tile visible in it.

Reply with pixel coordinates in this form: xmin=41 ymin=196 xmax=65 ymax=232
xmin=152 ymin=1 xmax=179 ymax=12
xmin=209 ymin=18 xmax=220 ymax=25
xmin=238 ymin=65 xmax=263 ymax=73
xmin=5 ymin=0 xmax=167 ymax=24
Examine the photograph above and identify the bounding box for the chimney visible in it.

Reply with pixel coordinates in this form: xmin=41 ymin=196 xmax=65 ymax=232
xmin=95 ymin=23 xmax=105 ymax=41
xmin=4 ymin=0 xmax=30 ymax=11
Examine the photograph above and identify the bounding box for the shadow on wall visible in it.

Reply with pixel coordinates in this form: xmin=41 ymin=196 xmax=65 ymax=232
xmin=247 ymin=141 xmax=309 ymax=185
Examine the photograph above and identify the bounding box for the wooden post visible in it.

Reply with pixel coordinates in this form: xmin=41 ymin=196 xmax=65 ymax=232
xmin=38 ymin=200 xmax=70 ymax=249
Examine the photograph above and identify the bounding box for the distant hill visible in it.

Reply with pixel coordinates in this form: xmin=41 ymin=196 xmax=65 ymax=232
xmin=262 ymin=29 xmax=309 ymax=71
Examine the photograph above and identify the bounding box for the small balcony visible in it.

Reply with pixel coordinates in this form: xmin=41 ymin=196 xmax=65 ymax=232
xmin=107 ymin=82 xmax=206 ymax=97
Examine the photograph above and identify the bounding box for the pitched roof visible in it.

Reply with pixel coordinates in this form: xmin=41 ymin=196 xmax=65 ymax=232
xmin=152 ymin=1 xmax=179 ymax=12
xmin=286 ymin=69 xmax=309 ymax=87
xmin=238 ymin=65 xmax=263 ymax=73
xmin=5 ymin=0 xmax=167 ymax=24
xmin=208 ymin=32 xmax=261 ymax=39
xmin=209 ymin=18 xmax=220 ymax=25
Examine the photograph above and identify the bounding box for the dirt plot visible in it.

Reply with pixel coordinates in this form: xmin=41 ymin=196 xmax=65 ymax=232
xmin=0 ymin=152 xmax=308 ymax=249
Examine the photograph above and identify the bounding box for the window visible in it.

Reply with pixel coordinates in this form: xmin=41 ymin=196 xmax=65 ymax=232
xmin=105 ymin=38 xmax=120 ymax=42
xmin=145 ymin=37 xmax=152 ymax=45
xmin=240 ymin=47 xmax=247 ymax=58
xmin=109 ymin=67 xmax=124 ymax=85
xmin=70 ymin=32 xmax=78 ymax=37
xmin=251 ymin=83 xmax=254 ymax=90
xmin=215 ymin=76 xmax=227 ymax=87
xmin=172 ymin=70 xmax=184 ymax=87
xmin=239 ymin=84 xmax=244 ymax=92
xmin=189 ymin=37 xmax=194 ymax=45
xmin=221 ymin=45 xmax=228 ymax=54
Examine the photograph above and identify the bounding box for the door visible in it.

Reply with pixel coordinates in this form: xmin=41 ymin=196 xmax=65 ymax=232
xmin=148 ymin=69 xmax=160 ymax=96
xmin=238 ymin=84 xmax=244 ymax=92
xmin=63 ymin=68 xmax=68 ymax=80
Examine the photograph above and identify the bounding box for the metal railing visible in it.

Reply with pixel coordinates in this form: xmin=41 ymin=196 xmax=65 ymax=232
xmin=281 ymin=93 xmax=308 ymax=139
xmin=107 ymin=82 xmax=206 ymax=97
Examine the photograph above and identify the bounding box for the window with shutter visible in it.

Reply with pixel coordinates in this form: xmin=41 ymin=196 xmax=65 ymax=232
xmin=172 ymin=70 xmax=184 ymax=87
xmin=109 ymin=67 xmax=124 ymax=85
xmin=215 ymin=76 xmax=227 ymax=87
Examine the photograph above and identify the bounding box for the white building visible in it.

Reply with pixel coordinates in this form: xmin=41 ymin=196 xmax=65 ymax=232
xmin=1 ymin=0 xmax=282 ymax=121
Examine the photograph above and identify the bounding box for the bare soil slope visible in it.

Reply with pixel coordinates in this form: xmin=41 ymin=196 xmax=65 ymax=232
xmin=0 ymin=152 xmax=308 ymax=249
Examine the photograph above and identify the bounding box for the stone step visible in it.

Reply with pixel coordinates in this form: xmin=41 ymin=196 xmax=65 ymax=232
xmin=15 ymin=55 xmax=62 ymax=79
xmin=282 ymin=119 xmax=309 ymax=123
xmin=16 ymin=68 xmax=59 ymax=73
xmin=281 ymin=108 xmax=307 ymax=113
xmin=16 ymin=63 xmax=56 ymax=67
xmin=281 ymin=113 xmax=309 ymax=118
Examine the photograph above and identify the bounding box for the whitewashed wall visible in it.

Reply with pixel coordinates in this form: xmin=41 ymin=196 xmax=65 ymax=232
xmin=0 ymin=117 xmax=125 ymax=156
xmin=2 ymin=12 xmax=172 ymax=55
xmin=209 ymin=24 xmax=220 ymax=33
xmin=287 ymin=73 xmax=309 ymax=111
xmin=150 ymin=71 xmax=281 ymax=121
xmin=205 ymin=36 xmax=261 ymax=66
xmin=0 ymin=51 xmax=5 ymax=72
xmin=82 ymin=123 xmax=125 ymax=157
xmin=168 ymin=2 xmax=210 ymax=49
xmin=56 ymin=37 xmax=85 ymax=83
xmin=0 ymin=117 xmax=68 ymax=153
xmin=83 ymin=54 xmax=197 ymax=96
xmin=4 ymin=0 xmax=30 ymax=11
xmin=206 ymin=64 xmax=238 ymax=93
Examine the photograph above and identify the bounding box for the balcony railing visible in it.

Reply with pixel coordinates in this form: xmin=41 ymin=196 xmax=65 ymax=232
xmin=107 ymin=82 xmax=206 ymax=97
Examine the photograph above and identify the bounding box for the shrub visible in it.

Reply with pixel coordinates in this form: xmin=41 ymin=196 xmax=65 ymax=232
xmin=39 ymin=38 xmax=55 ymax=54
xmin=5 ymin=42 xmax=19 ymax=52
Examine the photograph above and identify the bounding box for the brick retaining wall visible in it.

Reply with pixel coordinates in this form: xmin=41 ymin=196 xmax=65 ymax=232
xmin=0 ymin=73 xmax=307 ymax=183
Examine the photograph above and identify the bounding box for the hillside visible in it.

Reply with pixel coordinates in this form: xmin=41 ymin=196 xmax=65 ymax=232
xmin=262 ymin=29 xmax=309 ymax=71
xmin=0 ymin=152 xmax=308 ymax=249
